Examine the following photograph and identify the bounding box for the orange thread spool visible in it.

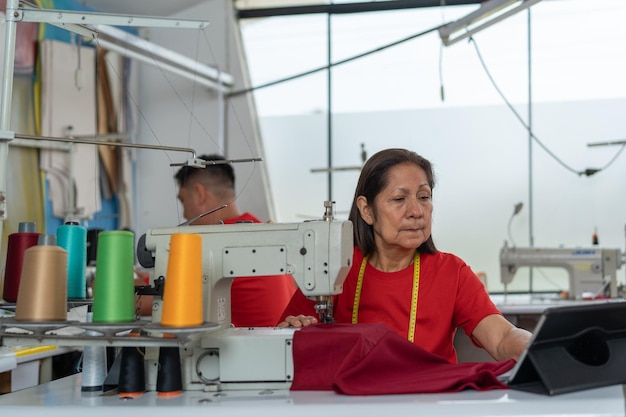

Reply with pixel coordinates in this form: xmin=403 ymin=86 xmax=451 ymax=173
xmin=161 ymin=233 xmax=203 ymax=327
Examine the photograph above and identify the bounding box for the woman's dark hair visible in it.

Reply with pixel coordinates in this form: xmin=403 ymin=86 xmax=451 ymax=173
xmin=348 ymin=148 xmax=437 ymax=256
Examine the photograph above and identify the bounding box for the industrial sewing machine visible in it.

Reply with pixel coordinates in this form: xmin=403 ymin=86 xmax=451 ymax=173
xmin=135 ymin=201 xmax=353 ymax=391
xmin=500 ymin=242 xmax=624 ymax=299
xmin=0 ymin=202 xmax=352 ymax=392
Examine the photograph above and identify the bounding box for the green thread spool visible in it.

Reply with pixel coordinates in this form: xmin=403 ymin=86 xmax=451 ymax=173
xmin=92 ymin=230 xmax=135 ymax=323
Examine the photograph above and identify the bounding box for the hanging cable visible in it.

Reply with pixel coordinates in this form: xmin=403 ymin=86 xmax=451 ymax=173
xmin=229 ymin=24 xmax=444 ymax=97
xmin=468 ymin=36 xmax=625 ymax=177
xmin=439 ymin=0 xmax=447 ymax=102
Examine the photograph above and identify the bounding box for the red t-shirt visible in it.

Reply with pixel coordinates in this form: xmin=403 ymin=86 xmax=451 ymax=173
xmin=281 ymin=247 xmax=500 ymax=363
xmin=223 ymin=213 xmax=297 ymax=327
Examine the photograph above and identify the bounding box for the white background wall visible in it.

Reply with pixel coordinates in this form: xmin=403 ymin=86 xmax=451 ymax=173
xmin=259 ymin=100 xmax=626 ymax=293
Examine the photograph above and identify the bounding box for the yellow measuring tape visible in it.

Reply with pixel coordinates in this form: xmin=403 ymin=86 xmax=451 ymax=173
xmin=352 ymin=252 xmax=420 ymax=342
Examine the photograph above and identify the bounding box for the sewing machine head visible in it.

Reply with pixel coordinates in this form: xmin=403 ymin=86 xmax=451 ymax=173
xmin=500 ymin=242 xmax=623 ymax=299
xmin=138 ymin=214 xmax=353 ymax=325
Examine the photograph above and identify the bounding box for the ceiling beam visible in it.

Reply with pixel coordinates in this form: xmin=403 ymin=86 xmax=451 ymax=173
xmin=237 ymin=0 xmax=482 ymax=19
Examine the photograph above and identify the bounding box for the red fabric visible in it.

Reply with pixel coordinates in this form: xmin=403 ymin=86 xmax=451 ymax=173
xmin=223 ymin=213 xmax=297 ymax=327
xmin=291 ymin=323 xmax=514 ymax=395
xmin=281 ymin=247 xmax=500 ymax=363
xmin=221 ymin=212 xmax=263 ymax=225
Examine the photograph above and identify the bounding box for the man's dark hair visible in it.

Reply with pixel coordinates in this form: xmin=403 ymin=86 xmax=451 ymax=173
xmin=174 ymin=154 xmax=236 ymax=189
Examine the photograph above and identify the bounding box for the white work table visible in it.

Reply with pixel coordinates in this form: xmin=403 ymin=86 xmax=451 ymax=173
xmin=2 ymin=296 xmax=624 ymax=416
xmin=491 ymin=293 xmax=607 ymax=315
xmin=0 ymin=345 xmax=77 ymax=393
xmin=0 ymin=373 xmax=624 ymax=417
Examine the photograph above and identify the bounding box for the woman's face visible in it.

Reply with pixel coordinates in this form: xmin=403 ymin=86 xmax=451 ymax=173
xmin=358 ymin=162 xmax=433 ymax=252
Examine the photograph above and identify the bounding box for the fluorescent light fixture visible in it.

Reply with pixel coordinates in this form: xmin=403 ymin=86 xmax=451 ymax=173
xmin=90 ymin=25 xmax=234 ymax=92
xmin=587 ymin=140 xmax=626 ymax=148
xmin=310 ymin=166 xmax=361 ymax=173
xmin=438 ymin=0 xmax=543 ymax=46
xmin=16 ymin=2 xmax=233 ymax=92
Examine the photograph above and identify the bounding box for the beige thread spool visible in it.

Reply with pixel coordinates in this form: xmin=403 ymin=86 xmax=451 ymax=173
xmin=15 ymin=234 xmax=68 ymax=322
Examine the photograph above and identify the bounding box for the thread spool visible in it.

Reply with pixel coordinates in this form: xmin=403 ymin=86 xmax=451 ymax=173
xmin=117 ymin=345 xmax=146 ymax=398
xmin=161 ymin=233 xmax=203 ymax=327
xmin=86 ymin=228 xmax=103 ymax=266
xmin=14 ymin=234 xmax=68 ymax=321
xmin=92 ymin=230 xmax=135 ymax=323
xmin=156 ymin=346 xmax=182 ymax=398
xmin=57 ymin=222 xmax=87 ymax=299
xmin=85 ymin=229 xmax=102 ymax=299
xmin=2 ymin=222 xmax=40 ymax=302
xmin=81 ymin=310 xmax=108 ymax=392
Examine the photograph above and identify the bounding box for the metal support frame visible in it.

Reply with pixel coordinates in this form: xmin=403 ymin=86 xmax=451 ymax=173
xmin=0 ymin=0 xmax=221 ymax=257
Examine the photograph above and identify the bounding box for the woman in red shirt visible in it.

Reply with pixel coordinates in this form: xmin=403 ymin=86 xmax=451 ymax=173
xmin=279 ymin=148 xmax=530 ymax=363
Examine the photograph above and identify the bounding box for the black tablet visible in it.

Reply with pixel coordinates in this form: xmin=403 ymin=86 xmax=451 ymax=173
xmin=507 ymin=301 xmax=626 ymax=395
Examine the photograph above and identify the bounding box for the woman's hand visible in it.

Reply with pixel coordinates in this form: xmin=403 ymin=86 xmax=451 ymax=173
xmin=277 ymin=314 xmax=318 ymax=328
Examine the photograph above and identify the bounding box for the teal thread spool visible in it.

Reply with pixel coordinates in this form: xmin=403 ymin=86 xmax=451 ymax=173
xmin=92 ymin=230 xmax=135 ymax=323
xmin=57 ymin=222 xmax=87 ymax=299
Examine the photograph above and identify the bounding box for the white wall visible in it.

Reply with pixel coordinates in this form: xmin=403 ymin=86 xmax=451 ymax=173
xmin=260 ymin=99 xmax=626 ymax=293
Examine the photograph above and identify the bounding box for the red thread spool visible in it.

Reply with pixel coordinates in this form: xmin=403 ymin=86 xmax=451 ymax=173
xmin=3 ymin=222 xmax=40 ymax=303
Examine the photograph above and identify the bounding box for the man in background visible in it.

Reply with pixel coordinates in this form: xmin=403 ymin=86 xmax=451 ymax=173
xmin=174 ymin=154 xmax=296 ymax=327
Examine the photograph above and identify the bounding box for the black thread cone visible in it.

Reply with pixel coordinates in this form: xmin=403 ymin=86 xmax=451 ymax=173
xmin=156 ymin=347 xmax=182 ymax=397
xmin=118 ymin=347 xmax=145 ymax=397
